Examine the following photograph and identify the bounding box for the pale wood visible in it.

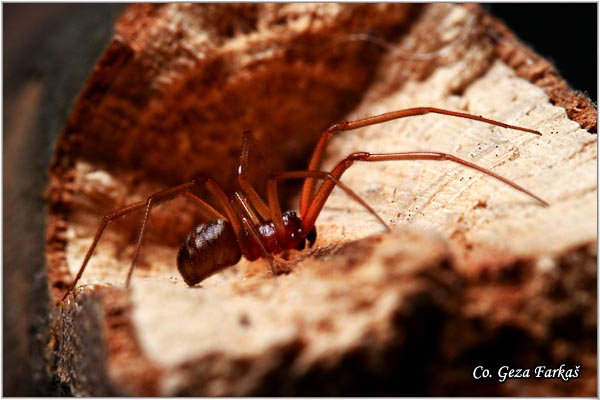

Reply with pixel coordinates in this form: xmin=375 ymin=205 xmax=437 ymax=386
xmin=48 ymin=4 xmax=596 ymax=396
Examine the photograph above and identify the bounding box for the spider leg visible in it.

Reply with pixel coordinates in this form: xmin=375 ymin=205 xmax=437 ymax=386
xmin=124 ymin=176 xmax=256 ymax=287
xmin=61 ymin=177 xmax=244 ymax=301
xmin=237 ymin=130 xmax=315 ymax=240
xmin=301 ymin=150 xmax=549 ymax=233
xmin=231 ymin=191 xmax=263 ymax=227
xmin=61 ymin=199 xmax=148 ymax=301
xmin=231 ymin=192 xmax=277 ymax=274
xmin=184 ymin=192 xmax=225 ymax=221
xmin=266 ymin=170 xmax=390 ymax=237
xmin=300 ymin=107 xmax=542 ymax=217
xmin=236 ymin=130 xmax=272 ymax=221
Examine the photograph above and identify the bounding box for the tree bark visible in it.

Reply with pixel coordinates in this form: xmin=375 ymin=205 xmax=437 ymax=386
xmin=46 ymin=4 xmax=596 ymax=396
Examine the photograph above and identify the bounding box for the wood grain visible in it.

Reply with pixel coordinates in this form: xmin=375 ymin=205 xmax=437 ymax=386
xmin=47 ymin=4 xmax=596 ymax=396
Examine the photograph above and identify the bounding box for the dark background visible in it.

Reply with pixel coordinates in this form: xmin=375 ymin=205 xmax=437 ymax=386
xmin=3 ymin=4 xmax=596 ymax=396
xmin=3 ymin=4 xmax=125 ymax=395
xmin=486 ymin=3 xmax=597 ymax=102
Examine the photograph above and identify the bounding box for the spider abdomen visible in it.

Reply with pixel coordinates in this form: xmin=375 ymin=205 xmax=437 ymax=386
xmin=177 ymin=220 xmax=242 ymax=286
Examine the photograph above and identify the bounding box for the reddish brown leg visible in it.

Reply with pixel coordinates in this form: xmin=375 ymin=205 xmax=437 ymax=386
xmin=231 ymin=192 xmax=276 ymax=274
xmin=300 ymin=107 xmax=542 ymax=217
xmin=125 ymin=177 xmax=255 ymax=287
xmin=62 ymin=177 xmax=241 ymax=301
xmin=184 ymin=192 xmax=225 ymax=221
xmin=231 ymin=191 xmax=262 ymax=227
xmin=301 ymin=151 xmax=549 ymax=232
xmin=61 ymin=200 xmax=148 ymax=301
xmin=266 ymin=170 xmax=390 ymax=238
xmin=236 ymin=130 xmax=272 ymax=221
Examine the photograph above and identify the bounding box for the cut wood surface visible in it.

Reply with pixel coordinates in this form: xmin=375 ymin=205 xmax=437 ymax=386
xmin=47 ymin=4 xmax=596 ymax=396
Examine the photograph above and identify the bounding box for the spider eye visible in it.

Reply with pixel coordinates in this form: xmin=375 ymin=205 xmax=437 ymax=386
xmin=282 ymin=210 xmax=297 ymax=220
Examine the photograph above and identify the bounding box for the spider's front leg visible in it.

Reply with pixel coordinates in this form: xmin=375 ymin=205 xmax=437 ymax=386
xmin=299 ymin=107 xmax=543 ymax=217
xmin=300 ymin=150 xmax=548 ymax=233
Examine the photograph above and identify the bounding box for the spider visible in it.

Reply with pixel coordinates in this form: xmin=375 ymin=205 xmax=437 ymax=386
xmin=61 ymin=107 xmax=548 ymax=301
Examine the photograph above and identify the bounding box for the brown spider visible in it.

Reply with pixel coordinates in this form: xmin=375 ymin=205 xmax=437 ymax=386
xmin=61 ymin=107 xmax=548 ymax=301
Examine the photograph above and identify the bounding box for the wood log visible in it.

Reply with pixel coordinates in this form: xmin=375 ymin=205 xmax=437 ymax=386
xmin=46 ymin=4 xmax=596 ymax=396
